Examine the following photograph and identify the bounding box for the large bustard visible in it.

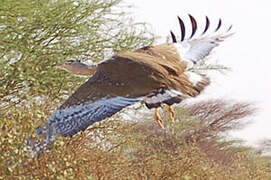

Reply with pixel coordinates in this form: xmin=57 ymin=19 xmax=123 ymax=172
xmin=28 ymin=15 xmax=233 ymax=157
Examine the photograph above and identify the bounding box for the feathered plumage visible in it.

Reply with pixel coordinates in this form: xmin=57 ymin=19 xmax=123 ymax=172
xmin=27 ymin=15 xmax=233 ymax=157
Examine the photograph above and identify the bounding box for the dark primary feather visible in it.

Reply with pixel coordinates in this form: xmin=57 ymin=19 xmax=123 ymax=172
xmin=178 ymin=16 xmax=186 ymax=41
xmin=202 ymin=16 xmax=210 ymax=35
xmin=170 ymin=30 xmax=177 ymax=43
xmin=188 ymin=14 xmax=197 ymax=39
xmin=227 ymin=24 xmax=233 ymax=32
xmin=215 ymin=18 xmax=222 ymax=32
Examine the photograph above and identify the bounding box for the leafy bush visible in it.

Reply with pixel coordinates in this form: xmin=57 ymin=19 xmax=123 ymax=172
xmin=3 ymin=99 xmax=271 ymax=179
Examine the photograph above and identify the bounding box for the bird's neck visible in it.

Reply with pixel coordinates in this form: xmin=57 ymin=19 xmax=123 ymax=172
xmin=82 ymin=64 xmax=97 ymax=76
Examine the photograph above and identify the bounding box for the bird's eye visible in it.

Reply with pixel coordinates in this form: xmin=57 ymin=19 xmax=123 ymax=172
xmin=65 ymin=60 xmax=75 ymax=65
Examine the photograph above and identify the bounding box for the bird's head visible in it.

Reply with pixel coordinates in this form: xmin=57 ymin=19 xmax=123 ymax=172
xmin=54 ymin=60 xmax=97 ymax=76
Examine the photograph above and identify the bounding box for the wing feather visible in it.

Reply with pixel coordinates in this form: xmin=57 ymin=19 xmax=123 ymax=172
xmin=181 ymin=33 xmax=233 ymax=63
xmin=28 ymin=69 xmax=143 ymax=157
xmin=172 ymin=16 xmax=233 ymax=64
xmin=28 ymin=95 xmax=140 ymax=157
xmin=49 ymin=96 xmax=140 ymax=137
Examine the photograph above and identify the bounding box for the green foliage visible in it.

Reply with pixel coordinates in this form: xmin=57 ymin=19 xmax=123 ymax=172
xmin=0 ymin=0 xmax=155 ymax=110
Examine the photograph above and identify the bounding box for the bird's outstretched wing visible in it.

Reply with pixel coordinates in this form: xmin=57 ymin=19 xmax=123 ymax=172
xmin=28 ymin=69 xmax=142 ymax=157
xmin=170 ymin=15 xmax=233 ymax=64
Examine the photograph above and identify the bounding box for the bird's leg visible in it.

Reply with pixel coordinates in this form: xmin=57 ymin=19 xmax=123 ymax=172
xmin=154 ymin=108 xmax=165 ymax=129
xmin=167 ymin=105 xmax=175 ymax=123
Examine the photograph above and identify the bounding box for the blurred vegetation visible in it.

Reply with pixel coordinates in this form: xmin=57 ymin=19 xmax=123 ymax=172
xmin=3 ymin=99 xmax=271 ymax=179
xmin=1 ymin=0 xmax=271 ymax=179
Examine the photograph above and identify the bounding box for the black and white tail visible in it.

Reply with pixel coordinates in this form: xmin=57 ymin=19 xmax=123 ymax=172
xmin=144 ymin=74 xmax=210 ymax=109
xmin=145 ymin=89 xmax=189 ymax=109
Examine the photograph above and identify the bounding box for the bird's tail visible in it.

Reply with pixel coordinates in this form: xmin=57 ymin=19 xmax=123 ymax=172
xmin=144 ymin=72 xmax=210 ymax=109
xmin=145 ymin=89 xmax=189 ymax=109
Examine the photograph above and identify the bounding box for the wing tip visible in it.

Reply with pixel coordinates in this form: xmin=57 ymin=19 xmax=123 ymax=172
xmin=170 ymin=30 xmax=177 ymax=43
xmin=202 ymin=16 xmax=210 ymax=35
xmin=215 ymin=18 xmax=222 ymax=32
xmin=171 ymin=15 xmax=233 ymax=43
xmin=188 ymin=14 xmax=197 ymax=39
xmin=177 ymin=16 xmax=186 ymax=41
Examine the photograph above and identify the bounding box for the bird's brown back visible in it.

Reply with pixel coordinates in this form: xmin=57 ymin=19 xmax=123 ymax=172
xmin=98 ymin=43 xmax=199 ymax=97
xmin=60 ymin=43 xmax=202 ymax=109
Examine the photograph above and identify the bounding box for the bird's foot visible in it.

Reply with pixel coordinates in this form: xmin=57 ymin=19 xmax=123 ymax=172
xmin=155 ymin=108 xmax=165 ymax=129
xmin=167 ymin=105 xmax=175 ymax=123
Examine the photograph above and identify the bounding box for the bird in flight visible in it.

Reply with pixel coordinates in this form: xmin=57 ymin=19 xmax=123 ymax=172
xmin=27 ymin=15 xmax=233 ymax=157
